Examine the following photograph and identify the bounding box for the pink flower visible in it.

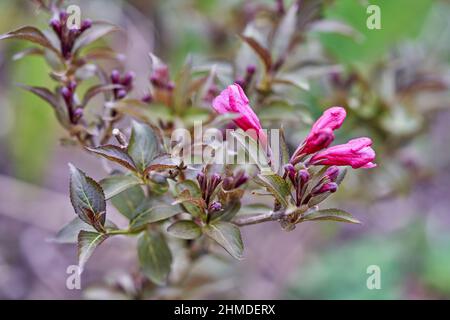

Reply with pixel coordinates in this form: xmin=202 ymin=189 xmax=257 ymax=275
xmin=291 ymin=107 xmax=346 ymax=161
xmin=309 ymin=137 xmax=376 ymax=169
xmin=212 ymin=83 xmax=266 ymax=144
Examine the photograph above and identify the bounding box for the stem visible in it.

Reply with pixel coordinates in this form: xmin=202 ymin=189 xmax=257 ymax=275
xmin=107 ymin=226 xmax=146 ymax=236
xmin=232 ymin=211 xmax=285 ymax=227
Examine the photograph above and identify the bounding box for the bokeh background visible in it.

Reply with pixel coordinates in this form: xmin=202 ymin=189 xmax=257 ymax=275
xmin=1 ymin=0 xmax=450 ymax=299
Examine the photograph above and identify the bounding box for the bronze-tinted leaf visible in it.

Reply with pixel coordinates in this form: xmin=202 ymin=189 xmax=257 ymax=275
xmin=73 ymin=21 xmax=120 ymax=53
xmin=240 ymin=35 xmax=272 ymax=71
xmin=0 ymin=26 xmax=60 ymax=56
xmin=18 ymin=84 xmax=70 ymax=128
xmin=69 ymin=164 xmax=106 ymax=227
xmin=82 ymin=84 xmax=123 ymax=107
xmin=86 ymin=145 xmax=137 ymax=171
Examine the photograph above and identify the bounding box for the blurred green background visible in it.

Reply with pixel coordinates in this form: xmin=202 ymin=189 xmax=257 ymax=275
xmin=0 ymin=0 xmax=449 ymax=299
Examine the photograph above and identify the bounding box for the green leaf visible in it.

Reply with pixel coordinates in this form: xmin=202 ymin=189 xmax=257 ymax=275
xmin=78 ymin=230 xmax=109 ymax=272
xmin=52 ymin=217 xmax=96 ymax=244
xmin=52 ymin=217 xmax=117 ymax=244
xmin=254 ymin=172 xmax=291 ymax=208
xmin=100 ymin=174 xmax=141 ymax=200
xmin=86 ymin=145 xmax=137 ymax=172
xmin=167 ymin=220 xmax=202 ymax=240
xmin=111 ymin=185 xmax=145 ymax=220
xmin=138 ymin=231 xmax=172 ymax=285
xmin=204 ymin=221 xmax=244 ymax=260
xmin=73 ymin=21 xmax=119 ymax=53
xmin=130 ymin=204 xmax=182 ymax=229
xmin=0 ymin=26 xmax=61 ymax=57
xmin=128 ymin=120 xmax=160 ymax=172
xmin=175 ymin=180 xmax=205 ymax=217
xmin=212 ymin=200 xmax=241 ymax=222
xmin=69 ymin=164 xmax=106 ymax=228
xmin=300 ymin=208 xmax=361 ymax=224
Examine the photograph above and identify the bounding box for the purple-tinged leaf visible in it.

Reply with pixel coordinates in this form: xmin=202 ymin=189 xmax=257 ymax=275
xmin=18 ymin=84 xmax=70 ymax=128
xmin=69 ymin=163 xmax=106 ymax=228
xmin=272 ymin=2 xmax=298 ymax=63
xmin=0 ymin=26 xmax=60 ymax=56
xmin=82 ymin=83 xmax=124 ymax=107
xmin=73 ymin=21 xmax=120 ymax=54
xmin=240 ymin=35 xmax=272 ymax=71
xmin=86 ymin=145 xmax=137 ymax=171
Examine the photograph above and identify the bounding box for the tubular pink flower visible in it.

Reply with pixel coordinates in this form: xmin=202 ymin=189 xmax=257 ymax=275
xmin=309 ymin=137 xmax=377 ymax=169
xmin=212 ymin=83 xmax=267 ymax=144
xmin=291 ymin=107 xmax=346 ymax=160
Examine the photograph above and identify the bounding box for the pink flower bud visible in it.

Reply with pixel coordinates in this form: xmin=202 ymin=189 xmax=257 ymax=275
xmin=292 ymin=107 xmax=346 ymax=159
xmin=122 ymin=71 xmax=135 ymax=87
xmin=235 ymin=172 xmax=249 ymax=188
xmin=61 ymin=87 xmax=72 ymax=100
xmin=310 ymin=137 xmax=376 ymax=169
xmin=73 ymin=108 xmax=83 ymax=122
xmin=325 ymin=166 xmax=339 ymax=182
xmin=111 ymin=70 xmax=120 ymax=84
xmin=141 ymin=93 xmax=153 ymax=103
xmin=284 ymin=164 xmax=296 ymax=185
xmin=49 ymin=18 xmax=62 ymax=35
xmin=80 ymin=19 xmax=92 ymax=32
xmin=212 ymin=83 xmax=266 ymax=144
xmin=116 ymin=89 xmax=127 ymax=99
xmin=209 ymin=201 xmax=222 ymax=212
xmin=315 ymin=182 xmax=338 ymax=194
xmin=246 ymin=64 xmax=256 ymax=75
xmin=298 ymin=169 xmax=310 ymax=185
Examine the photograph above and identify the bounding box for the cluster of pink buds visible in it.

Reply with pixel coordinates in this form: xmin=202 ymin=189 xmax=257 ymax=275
xmin=290 ymin=107 xmax=376 ymax=169
xmin=110 ymin=70 xmax=135 ymax=100
xmin=149 ymin=61 xmax=174 ymax=91
xmin=196 ymin=170 xmax=223 ymax=213
xmin=283 ymin=107 xmax=376 ymax=205
xmin=61 ymin=81 xmax=82 ymax=124
xmin=49 ymin=12 xmax=92 ymax=59
xmin=211 ymin=83 xmax=376 ymax=209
